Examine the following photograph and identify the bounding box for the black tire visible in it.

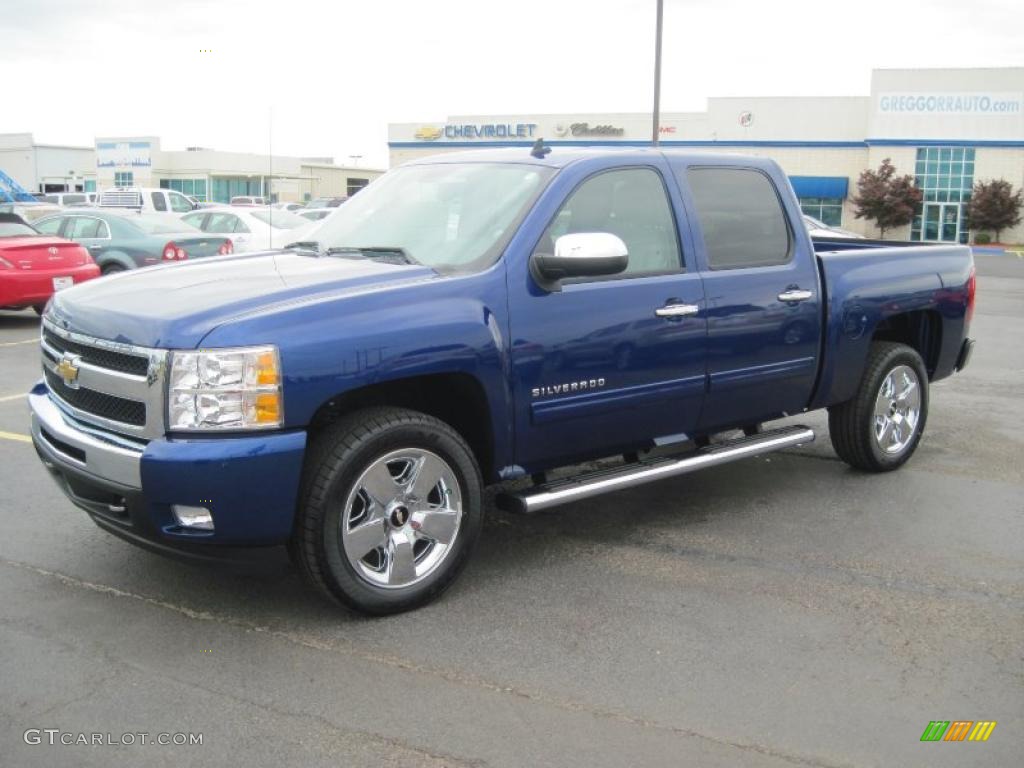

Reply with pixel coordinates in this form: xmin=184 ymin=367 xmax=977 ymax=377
xmin=32 ymin=304 xmax=46 ymax=316
xmin=101 ymin=263 xmax=126 ymax=275
xmin=291 ymin=406 xmax=483 ymax=615
xmin=828 ymin=342 xmax=929 ymax=472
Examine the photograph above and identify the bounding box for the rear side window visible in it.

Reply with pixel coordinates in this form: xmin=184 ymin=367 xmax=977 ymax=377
xmin=539 ymin=168 xmax=681 ymax=277
xmin=686 ymin=168 xmax=791 ymax=269
xmin=151 ymin=192 xmax=168 ymax=211
xmin=68 ymin=217 xmax=102 ymax=239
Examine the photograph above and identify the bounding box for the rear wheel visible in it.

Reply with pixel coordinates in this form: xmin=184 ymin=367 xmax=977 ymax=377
xmin=828 ymin=342 xmax=928 ymax=472
xmin=32 ymin=304 xmax=46 ymax=316
xmin=291 ymin=407 xmax=483 ymax=615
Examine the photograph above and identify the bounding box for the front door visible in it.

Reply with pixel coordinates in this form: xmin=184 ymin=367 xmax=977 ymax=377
xmin=674 ymin=163 xmax=822 ymax=432
xmin=509 ymin=161 xmax=707 ymax=472
xmin=921 ymin=203 xmax=963 ymax=243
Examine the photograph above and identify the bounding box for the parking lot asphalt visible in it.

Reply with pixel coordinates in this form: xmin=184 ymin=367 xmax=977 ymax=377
xmin=1 ymin=254 xmax=1021 ymax=768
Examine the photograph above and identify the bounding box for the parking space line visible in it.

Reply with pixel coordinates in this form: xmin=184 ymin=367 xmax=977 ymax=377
xmin=0 ymin=430 xmax=31 ymax=444
xmin=0 ymin=393 xmax=26 ymax=403
xmin=0 ymin=338 xmax=38 ymax=348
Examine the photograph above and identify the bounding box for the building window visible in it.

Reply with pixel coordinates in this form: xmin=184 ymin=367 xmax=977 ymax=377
xmin=210 ymin=177 xmax=265 ymax=204
xmin=347 ymin=177 xmax=369 ymax=196
xmin=798 ymin=197 xmax=843 ymax=227
xmin=159 ymin=178 xmax=208 ymax=201
xmin=911 ymin=147 xmax=975 ymax=244
xmin=114 ymin=171 xmax=134 ymax=187
xmin=84 ymin=180 xmax=96 ymax=192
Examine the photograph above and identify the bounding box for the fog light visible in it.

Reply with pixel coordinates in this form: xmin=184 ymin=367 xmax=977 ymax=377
xmin=172 ymin=505 xmax=214 ymax=531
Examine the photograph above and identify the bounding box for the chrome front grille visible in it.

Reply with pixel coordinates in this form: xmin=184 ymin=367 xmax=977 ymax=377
xmin=40 ymin=318 xmax=168 ymax=440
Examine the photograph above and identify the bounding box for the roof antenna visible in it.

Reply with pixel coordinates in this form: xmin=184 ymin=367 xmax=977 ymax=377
xmin=530 ymin=138 xmax=551 ymax=159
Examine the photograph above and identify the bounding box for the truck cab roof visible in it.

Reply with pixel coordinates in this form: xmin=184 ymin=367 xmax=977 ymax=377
xmin=405 ymin=146 xmax=780 ymax=172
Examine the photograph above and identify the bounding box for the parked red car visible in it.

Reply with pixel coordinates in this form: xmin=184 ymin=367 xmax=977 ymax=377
xmin=0 ymin=213 xmax=100 ymax=314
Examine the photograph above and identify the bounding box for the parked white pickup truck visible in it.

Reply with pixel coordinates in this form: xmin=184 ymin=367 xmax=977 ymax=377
xmin=98 ymin=187 xmax=198 ymax=215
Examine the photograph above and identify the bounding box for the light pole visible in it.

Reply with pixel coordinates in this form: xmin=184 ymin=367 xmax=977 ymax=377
xmin=652 ymin=0 xmax=664 ymax=147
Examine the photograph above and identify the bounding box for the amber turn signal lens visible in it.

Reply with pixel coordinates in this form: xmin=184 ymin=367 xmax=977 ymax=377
xmin=254 ymin=351 xmax=280 ymax=385
xmin=254 ymin=393 xmax=281 ymax=424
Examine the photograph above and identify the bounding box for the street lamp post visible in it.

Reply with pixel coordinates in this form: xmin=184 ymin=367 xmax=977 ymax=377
xmin=652 ymin=0 xmax=664 ymax=147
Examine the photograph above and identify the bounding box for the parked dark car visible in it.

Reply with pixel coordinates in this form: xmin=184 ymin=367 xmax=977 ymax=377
xmin=34 ymin=210 xmax=233 ymax=273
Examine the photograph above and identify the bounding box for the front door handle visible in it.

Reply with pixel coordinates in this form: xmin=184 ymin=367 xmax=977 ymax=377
xmin=655 ymin=303 xmax=700 ymax=319
xmin=777 ymin=289 xmax=813 ymax=303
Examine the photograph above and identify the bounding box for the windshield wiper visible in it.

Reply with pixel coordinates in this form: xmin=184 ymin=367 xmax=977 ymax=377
xmin=324 ymin=246 xmax=419 ymax=266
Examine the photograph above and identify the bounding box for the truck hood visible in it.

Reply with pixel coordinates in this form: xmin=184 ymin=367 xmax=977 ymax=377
xmin=48 ymin=250 xmax=437 ymax=348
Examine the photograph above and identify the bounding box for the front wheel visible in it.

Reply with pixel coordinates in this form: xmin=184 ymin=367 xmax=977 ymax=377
xmin=828 ymin=342 xmax=929 ymax=472
xmin=291 ymin=407 xmax=483 ymax=615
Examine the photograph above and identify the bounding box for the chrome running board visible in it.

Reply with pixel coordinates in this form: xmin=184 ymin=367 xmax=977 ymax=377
xmin=496 ymin=425 xmax=815 ymax=514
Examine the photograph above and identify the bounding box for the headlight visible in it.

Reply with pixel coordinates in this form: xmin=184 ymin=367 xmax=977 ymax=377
xmin=168 ymin=345 xmax=283 ymax=431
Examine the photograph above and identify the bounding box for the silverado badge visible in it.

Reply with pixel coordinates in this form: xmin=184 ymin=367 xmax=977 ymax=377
xmin=532 ymin=378 xmax=606 ymax=398
xmin=55 ymin=353 xmax=81 ymax=389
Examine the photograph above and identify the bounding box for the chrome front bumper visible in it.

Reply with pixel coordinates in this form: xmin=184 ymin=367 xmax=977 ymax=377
xmin=30 ymin=385 xmax=143 ymax=489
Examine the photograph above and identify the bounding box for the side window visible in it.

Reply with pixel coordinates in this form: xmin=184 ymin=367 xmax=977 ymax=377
xmin=538 ymin=168 xmax=681 ymax=276
xmin=35 ymin=218 xmax=63 ymax=235
xmin=169 ymin=192 xmax=193 ymax=213
xmin=95 ymin=220 xmax=110 ymax=239
xmin=206 ymin=213 xmax=242 ymax=233
xmin=151 ymin=192 xmax=168 ymax=211
xmin=68 ymin=218 xmax=101 ymax=239
xmin=686 ymin=168 xmax=791 ymax=269
xmin=232 ymin=216 xmax=250 ymax=233
xmin=182 ymin=213 xmax=206 ymax=230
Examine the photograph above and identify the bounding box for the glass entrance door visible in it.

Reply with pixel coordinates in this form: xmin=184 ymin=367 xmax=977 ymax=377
xmin=921 ymin=203 xmax=962 ymax=242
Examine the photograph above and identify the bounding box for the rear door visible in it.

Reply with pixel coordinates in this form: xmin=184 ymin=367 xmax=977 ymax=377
xmin=65 ymin=216 xmax=111 ymax=263
xmin=672 ymin=163 xmax=821 ymax=431
xmin=510 ymin=159 xmax=707 ymax=470
xmin=206 ymin=212 xmax=251 ymax=251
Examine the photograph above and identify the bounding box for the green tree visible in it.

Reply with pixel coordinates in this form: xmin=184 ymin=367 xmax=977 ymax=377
xmin=967 ymin=179 xmax=1023 ymax=243
xmin=852 ymin=158 xmax=922 ymax=239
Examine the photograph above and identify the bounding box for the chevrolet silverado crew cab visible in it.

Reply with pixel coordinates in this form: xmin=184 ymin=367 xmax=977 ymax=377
xmin=30 ymin=147 xmax=976 ymax=614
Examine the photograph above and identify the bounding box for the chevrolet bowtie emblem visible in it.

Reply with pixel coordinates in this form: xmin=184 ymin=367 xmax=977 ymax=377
xmin=56 ymin=354 xmax=81 ymax=387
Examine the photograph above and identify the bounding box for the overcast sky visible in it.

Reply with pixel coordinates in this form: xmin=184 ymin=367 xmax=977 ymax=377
xmin=3 ymin=0 xmax=1020 ymax=168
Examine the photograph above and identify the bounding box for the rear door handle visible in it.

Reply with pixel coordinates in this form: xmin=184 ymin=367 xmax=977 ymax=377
xmin=777 ymin=289 xmax=813 ymax=303
xmin=655 ymin=303 xmax=700 ymax=319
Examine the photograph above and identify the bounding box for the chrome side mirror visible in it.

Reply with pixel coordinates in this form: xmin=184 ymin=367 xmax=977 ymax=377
xmin=531 ymin=232 xmax=629 ymax=290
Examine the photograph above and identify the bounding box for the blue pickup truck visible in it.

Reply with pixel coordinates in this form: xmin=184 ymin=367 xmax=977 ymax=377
xmin=29 ymin=147 xmax=976 ymax=614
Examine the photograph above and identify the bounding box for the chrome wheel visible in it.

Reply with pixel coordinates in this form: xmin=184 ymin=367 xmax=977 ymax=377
xmin=873 ymin=365 xmax=921 ymax=455
xmin=340 ymin=448 xmax=463 ymax=589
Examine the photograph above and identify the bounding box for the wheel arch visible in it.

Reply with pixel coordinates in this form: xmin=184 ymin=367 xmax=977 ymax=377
xmin=870 ymin=309 xmax=943 ymax=378
xmin=97 ymin=250 xmax=136 ymax=271
xmin=307 ymin=373 xmax=497 ymax=482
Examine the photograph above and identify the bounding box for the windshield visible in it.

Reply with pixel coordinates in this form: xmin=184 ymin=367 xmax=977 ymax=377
xmin=0 ymin=221 xmax=38 ymax=236
xmin=251 ymin=209 xmax=309 ymax=230
xmin=307 ymin=163 xmax=553 ymax=272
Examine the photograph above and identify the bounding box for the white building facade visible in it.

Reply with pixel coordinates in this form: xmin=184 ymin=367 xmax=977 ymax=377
xmin=0 ymin=133 xmax=97 ymax=194
xmin=94 ymin=137 xmax=383 ymax=203
xmin=389 ymin=67 xmax=1024 ymax=243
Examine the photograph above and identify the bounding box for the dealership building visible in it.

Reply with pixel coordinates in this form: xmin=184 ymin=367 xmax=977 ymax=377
xmin=94 ymin=137 xmax=383 ymax=203
xmin=0 ymin=133 xmax=382 ymax=204
xmin=389 ymin=67 xmax=1024 ymax=243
